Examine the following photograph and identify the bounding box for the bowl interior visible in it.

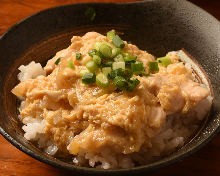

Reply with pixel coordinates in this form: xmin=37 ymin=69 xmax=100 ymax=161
xmin=0 ymin=0 xmax=220 ymax=175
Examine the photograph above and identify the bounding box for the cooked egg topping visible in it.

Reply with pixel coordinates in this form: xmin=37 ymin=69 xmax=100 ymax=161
xmin=12 ymin=31 xmax=210 ymax=155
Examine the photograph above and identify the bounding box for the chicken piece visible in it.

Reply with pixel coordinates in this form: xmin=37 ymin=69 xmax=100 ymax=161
xmin=11 ymin=75 xmax=54 ymax=98
xmin=140 ymin=62 xmax=209 ymax=115
xmin=69 ymin=36 xmax=83 ymax=52
xmin=68 ymin=124 xmax=134 ymax=155
xmin=166 ymin=62 xmax=193 ymax=79
xmin=147 ymin=106 xmax=166 ymax=132
xmin=180 ymin=79 xmax=210 ymax=113
xmin=68 ymin=105 xmax=166 ymax=155
xmin=44 ymin=49 xmax=70 ymax=74
xmin=55 ymin=58 xmax=79 ymax=89
xmin=158 ymin=83 xmax=185 ymax=115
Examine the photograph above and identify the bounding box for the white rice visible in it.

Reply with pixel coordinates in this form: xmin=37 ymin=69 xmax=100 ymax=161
xmin=17 ymin=61 xmax=212 ymax=169
xmin=22 ymin=117 xmax=45 ymax=140
xmin=18 ymin=61 xmax=45 ymax=82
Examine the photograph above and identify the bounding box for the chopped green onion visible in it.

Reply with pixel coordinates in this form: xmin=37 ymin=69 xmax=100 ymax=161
xmin=85 ymin=7 xmax=96 ymax=21
xmin=88 ymin=49 xmax=97 ymax=57
xmin=102 ymin=67 xmax=112 ymax=76
xmin=131 ymin=61 xmax=144 ymax=74
xmin=76 ymin=53 xmax=81 ymax=60
xmin=96 ymin=51 xmax=103 ymax=58
xmin=127 ymin=78 xmax=140 ymax=91
xmin=96 ymin=73 xmax=109 ymax=88
xmin=112 ymin=61 xmax=125 ymax=70
xmin=82 ymin=73 xmax=96 ymax=84
xmin=114 ymin=54 xmax=124 ymax=62
xmin=88 ymin=49 xmax=103 ymax=58
xmin=124 ymin=69 xmax=133 ymax=79
xmin=114 ymin=76 xmax=127 ymax=90
xmin=55 ymin=57 xmax=61 ymax=65
xmin=94 ymin=42 xmax=102 ymax=50
xmin=86 ymin=60 xmax=98 ymax=73
xmin=112 ymin=35 xmax=125 ymax=49
xmin=112 ymin=48 xmax=121 ymax=57
xmin=102 ymin=41 xmax=112 ymax=47
xmin=94 ymin=41 xmax=112 ymax=51
xmin=102 ymin=62 xmax=113 ymax=67
xmin=68 ymin=60 xmax=74 ymax=69
xmin=107 ymin=80 xmax=117 ymax=91
xmin=93 ymin=55 xmax=101 ymax=65
xmin=125 ymin=60 xmax=136 ymax=66
xmin=110 ymin=68 xmax=124 ymax=79
xmin=82 ymin=31 xmax=153 ymax=92
xmin=107 ymin=30 xmax=116 ymax=41
xmin=99 ymin=43 xmax=112 ymax=58
xmin=157 ymin=56 xmax=171 ymax=67
xmin=149 ymin=62 xmax=159 ymax=72
xmin=123 ymin=53 xmax=137 ymax=62
xmin=79 ymin=69 xmax=89 ymax=77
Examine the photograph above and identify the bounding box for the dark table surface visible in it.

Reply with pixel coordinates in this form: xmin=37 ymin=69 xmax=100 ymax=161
xmin=0 ymin=0 xmax=220 ymax=176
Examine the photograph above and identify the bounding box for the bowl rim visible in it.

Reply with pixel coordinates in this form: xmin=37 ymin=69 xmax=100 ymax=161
xmin=0 ymin=0 xmax=220 ymax=174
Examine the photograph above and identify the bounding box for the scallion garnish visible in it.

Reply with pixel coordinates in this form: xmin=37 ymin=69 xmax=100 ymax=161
xmin=86 ymin=60 xmax=98 ymax=73
xmin=88 ymin=48 xmax=103 ymax=58
xmin=107 ymin=30 xmax=116 ymax=41
xmin=123 ymin=53 xmax=137 ymax=62
xmin=76 ymin=53 xmax=81 ymax=60
xmin=149 ymin=62 xmax=159 ymax=72
xmin=88 ymin=49 xmax=97 ymax=57
xmin=85 ymin=7 xmax=96 ymax=21
xmin=110 ymin=68 xmax=124 ymax=79
xmin=102 ymin=67 xmax=112 ymax=76
xmin=55 ymin=57 xmax=61 ymax=65
xmin=124 ymin=69 xmax=133 ymax=79
xmin=110 ymin=69 xmax=132 ymax=80
xmin=99 ymin=43 xmax=112 ymax=58
xmin=68 ymin=60 xmax=74 ymax=69
xmin=101 ymin=62 xmax=113 ymax=67
xmin=93 ymin=55 xmax=101 ymax=65
xmin=82 ymin=73 xmax=96 ymax=84
xmin=94 ymin=42 xmax=102 ymax=50
xmin=127 ymin=78 xmax=140 ymax=91
xmin=113 ymin=53 xmax=124 ymax=62
xmin=157 ymin=56 xmax=171 ymax=67
xmin=112 ymin=35 xmax=125 ymax=49
xmin=96 ymin=73 xmax=109 ymax=88
xmin=79 ymin=70 xmax=89 ymax=77
xmin=112 ymin=61 xmax=125 ymax=70
xmin=112 ymin=48 xmax=122 ymax=58
xmin=131 ymin=61 xmax=144 ymax=74
xmin=114 ymin=76 xmax=128 ymax=90
xmin=80 ymin=30 xmax=165 ymax=92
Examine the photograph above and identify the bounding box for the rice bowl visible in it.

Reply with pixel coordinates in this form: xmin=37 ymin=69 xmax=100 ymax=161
xmin=0 ymin=0 xmax=219 ymax=175
xmin=11 ymin=31 xmax=213 ymax=169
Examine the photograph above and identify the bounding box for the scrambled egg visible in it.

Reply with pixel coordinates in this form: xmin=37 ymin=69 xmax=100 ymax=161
xmin=12 ymin=32 xmax=209 ymax=155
